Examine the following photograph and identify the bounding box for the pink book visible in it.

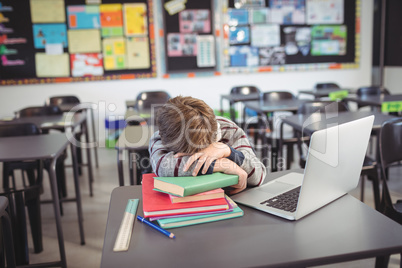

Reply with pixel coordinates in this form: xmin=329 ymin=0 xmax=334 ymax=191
xmin=169 ymin=188 xmax=225 ymax=203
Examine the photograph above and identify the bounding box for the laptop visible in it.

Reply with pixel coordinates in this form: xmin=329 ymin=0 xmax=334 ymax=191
xmin=232 ymin=115 xmax=374 ymax=220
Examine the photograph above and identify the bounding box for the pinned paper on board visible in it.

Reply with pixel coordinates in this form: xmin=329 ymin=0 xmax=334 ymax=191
xmin=196 ymin=35 xmax=215 ymax=67
xmin=311 ymin=25 xmax=346 ymax=56
xmin=33 ymin=24 xmax=67 ymax=49
xmin=126 ymin=37 xmax=150 ymax=69
xmin=70 ymin=53 xmax=103 ymax=77
xmin=250 ymin=24 xmax=280 ymax=47
xmin=123 ymin=3 xmax=148 ymax=36
xmin=228 ymin=9 xmax=248 ymax=26
xmin=100 ymin=4 xmax=123 ymax=37
xmin=307 ymin=0 xmax=344 ymax=24
xmin=259 ymin=46 xmax=286 ymax=65
xmin=45 ymin=43 xmax=63 ymax=55
xmin=30 ymin=0 xmax=66 ymax=23
xmin=234 ymin=0 xmax=265 ymax=8
xmin=229 ymin=46 xmax=258 ymax=67
xmin=102 ymin=37 xmax=126 ymax=70
xmin=249 ymin=8 xmax=270 ymax=24
xmin=68 ymin=29 xmax=101 ymax=53
xmin=229 ymin=26 xmax=250 ymax=45
xmin=164 ymin=0 xmax=187 ymax=15
xmin=35 ymin=52 xmax=70 ymax=77
xmin=67 ymin=5 xmax=100 ymax=29
xmin=270 ymin=0 xmax=306 ymax=25
xmin=179 ymin=9 xmax=210 ymax=33
xmin=167 ymin=33 xmax=197 ymax=57
xmin=283 ymin=26 xmax=311 ymax=56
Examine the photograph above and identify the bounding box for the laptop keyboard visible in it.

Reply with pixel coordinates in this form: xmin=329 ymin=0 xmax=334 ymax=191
xmin=260 ymin=186 xmax=301 ymax=213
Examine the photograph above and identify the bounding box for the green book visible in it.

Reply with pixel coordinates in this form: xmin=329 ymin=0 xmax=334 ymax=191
xmin=153 ymin=172 xmax=239 ymax=197
xmin=157 ymin=204 xmax=243 ymax=229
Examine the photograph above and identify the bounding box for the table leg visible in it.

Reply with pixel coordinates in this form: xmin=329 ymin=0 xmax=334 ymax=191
xmin=84 ymin=118 xmax=94 ymax=197
xmin=278 ymin=122 xmax=284 ymax=171
xmin=70 ymin=143 xmax=85 ymax=245
xmin=117 ymin=150 xmax=125 ymax=186
xmin=48 ymin=157 xmax=67 ymax=268
xmin=90 ymin=108 xmax=99 ymax=168
xmin=128 ymin=150 xmax=137 ymax=185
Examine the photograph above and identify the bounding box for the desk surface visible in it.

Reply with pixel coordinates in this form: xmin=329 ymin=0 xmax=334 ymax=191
xmin=0 ymin=133 xmax=69 ymax=161
xmin=101 ymin=170 xmax=402 ymax=268
xmin=221 ymin=93 xmax=260 ymax=103
xmin=243 ymin=99 xmax=307 ymax=113
xmin=346 ymin=94 xmax=402 ymax=107
xmin=298 ymin=88 xmax=354 ymax=98
xmin=282 ymin=110 xmax=395 ymax=135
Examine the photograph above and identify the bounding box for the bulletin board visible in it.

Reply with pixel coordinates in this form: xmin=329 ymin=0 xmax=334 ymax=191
xmin=222 ymin=0 xmax=360 ymax=73
xmin=158 ymin=0 xmax=221 ymax=78
xmin=0 ymin=0 xmax=156 ymax=85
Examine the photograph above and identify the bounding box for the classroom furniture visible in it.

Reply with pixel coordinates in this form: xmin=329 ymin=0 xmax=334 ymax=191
xmin=132 ymin=91 xmax=171 ymax=124
xmin=0 ymin=123 xmax=44 ymax=259
xmin=4 ymin=111 xmax=95 ymax=197
xmin=45 ymin=95 xmax=99 ymax=169
xmin=279 ymin=110 xmax=397 ymax=210
xmin=346 ymin=92 xmax=402 ymax=111
xmin=242 ymin=98 xmax=307 ymax=171
xmin=100 ymin=170 xmax=402 ymax=268
xmin=0 ymin=133 xmax=82 ymax=268
xmin=0 ymin=196 xmax=16 ymax=268
xmin=220 ymin=86 xmax=261 ymax=125
xmin=116 ymin=125 xmax=155 ymax=186
xmin=314 ymin=82 xmax=341 ymax=90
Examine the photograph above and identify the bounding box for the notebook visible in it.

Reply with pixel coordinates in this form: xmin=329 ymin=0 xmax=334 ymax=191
xmin=232 ymin=116 xmax=374 ymax=221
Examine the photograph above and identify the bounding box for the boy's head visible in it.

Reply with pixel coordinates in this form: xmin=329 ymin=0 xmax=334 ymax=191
xmin=156 ymin=96 xmax=218 ymax=154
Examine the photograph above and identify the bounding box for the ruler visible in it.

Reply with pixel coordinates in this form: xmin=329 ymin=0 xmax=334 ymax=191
xmin=113 ymin=199 xmax=139 ymax=252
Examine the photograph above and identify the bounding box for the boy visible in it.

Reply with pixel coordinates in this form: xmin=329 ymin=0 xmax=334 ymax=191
xmin=149 ymin=96 xmax=266 ymax=194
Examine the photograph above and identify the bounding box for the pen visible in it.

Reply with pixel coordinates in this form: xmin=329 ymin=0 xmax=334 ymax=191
xmin=137 ymin=215 xmax=175 ymax=239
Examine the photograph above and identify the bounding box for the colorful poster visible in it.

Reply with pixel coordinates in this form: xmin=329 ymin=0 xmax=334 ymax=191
xmin=196 ymin=35 xmax=215 ymax=67
xmin=228 ymin=9 xmax=248 ymax=26
xmin=100 ymin=4 xmax=123 ymax=37
xmin=102 ymin=37 xmax=126 ymax=70
xmin=306 ymin=0 xmax=344 ymax=24
xmin=30 ymin=0 xmax=66 ymax=23
xmin=179 ymin=9 xmax=211 ymax=33
xmin=32 ymin=24 xmax=67 ymax=49
xmin=259 ymin=46 xmax=286 ymax=65
xmin=68 ymin=29 xmax=101 ymax=53
xmin=283 ymin=26 xmax=311 ymax=56
xmin=249 ymin=8 xmax=270 ymax=24
xmin=167 ymin=33 xmax=197 ymax=57
xmin=164 ymin=0 xmax=186 ymax=15
xmin=229 ymin=26 xmax=250 ymax=45
xmin=311 ymin=25 xmax=346 ymax=56
xmin=270 ymin=0 xmax=306 ymax=25
xmin=250 ymin=24 xmax=280 ymax=47
xmin=67 ymin=5 xmax=100 ymax=29
xmin=126 ymin=37 xmax=150 ymax=69
xmin=124 ymin=4 xmax=148 ymax=36
xmin=234 ymin=0 xmax=266 ymax=8
xmin=229 ymin=46 xmax=258 ymax=67
xmin=35 ymin=52 xmax=70 ymax=77
xmin=70 ymin=53 xmax=103 ymax=77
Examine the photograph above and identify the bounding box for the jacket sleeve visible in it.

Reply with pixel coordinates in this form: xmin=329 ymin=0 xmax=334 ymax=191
xmin=228 ymin=125 xmax=266 ymax=187
xmin=148 ymin=131 xmax=214 ymax=177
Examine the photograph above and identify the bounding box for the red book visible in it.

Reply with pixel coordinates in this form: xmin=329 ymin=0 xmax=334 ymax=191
xmin=142 ymin=173 xmax=229 ymax=218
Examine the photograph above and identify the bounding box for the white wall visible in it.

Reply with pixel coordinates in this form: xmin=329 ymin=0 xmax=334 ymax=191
xmin=0 ymin=1 xmax=374 ymax=140
xmin=384 ymin=67 xmax=402 ymax=93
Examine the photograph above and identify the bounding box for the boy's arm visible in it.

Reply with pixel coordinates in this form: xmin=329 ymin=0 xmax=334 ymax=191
xmin=149 ymin=131 xmax=215 ymax=177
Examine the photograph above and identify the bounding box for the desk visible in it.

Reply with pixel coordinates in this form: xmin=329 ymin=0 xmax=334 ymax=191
xmin=116 ymin=125 xmax=155 ymax=186
xmin=220 ymin=93 xmax=260 ymax=124
xmin=100 ymin=170 xmax=402 ymax=268
xmin=279 ymin=110 xmax=397 ymax=209
xmin=345 ymin=94 xmax=402 ymax=110
xmin=242 ymin=99 xmax=307 ymax=171
xmin=0 ymin=133 xmax=82 ymax=268
xmin=1 ymin=113 xmax=95 ymax=196
xmin=298 ymin=88 xmax=354 ymax=99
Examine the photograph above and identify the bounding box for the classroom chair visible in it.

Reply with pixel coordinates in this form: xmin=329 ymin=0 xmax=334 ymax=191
xmin=377 ymin=117 xmax=402 ymax=267
xmin=314 ymin=82 xmax=341 ymax=90
xmin=356 ymin=86 xmax=390 ymax=109
xmin=0 ymin=196 xmax=16 ymax=268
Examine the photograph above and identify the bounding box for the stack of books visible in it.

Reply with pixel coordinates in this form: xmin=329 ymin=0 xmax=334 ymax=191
xmin=142 ymin=173 xmax=244 ymax=229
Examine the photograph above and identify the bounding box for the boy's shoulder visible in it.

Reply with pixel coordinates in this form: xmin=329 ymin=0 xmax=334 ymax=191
xmin=216 ymin=116 xmax=237 ymax=127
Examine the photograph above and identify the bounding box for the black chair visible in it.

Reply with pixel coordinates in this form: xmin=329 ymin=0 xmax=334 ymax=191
xmin=0 ymin=196 xmax=16 ymax=268
xmin=133 ymin=91 xmax=171 ymax=125
xmin=356 ymin=86 xmax=390 ymax=109
xmin=0 ymin=123 xmax=44 ymax=261
xmin=45 ymin=95 xmax=80 ymax=107
xmin=17 ymin=106 xmax=69 ymax=201
xmin=377 ymin=117 xmax=402 ymax=267
xmin=231 ymin=85 xmax=260 ymax=95
xmin=314 ymin=82 xmax=340 ymax=90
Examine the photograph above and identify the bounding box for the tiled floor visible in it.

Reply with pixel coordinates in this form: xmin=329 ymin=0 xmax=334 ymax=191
xmin=12 ymin=147 xmax=402 ymax=267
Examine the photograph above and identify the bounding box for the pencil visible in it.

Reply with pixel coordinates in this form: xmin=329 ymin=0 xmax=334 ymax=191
xmin=137 ymin=215 xmax=175 ymax=239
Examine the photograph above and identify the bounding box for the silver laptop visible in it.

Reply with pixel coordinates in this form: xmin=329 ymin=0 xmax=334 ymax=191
xmin=232 ymin=115 xmax=374 ymax=220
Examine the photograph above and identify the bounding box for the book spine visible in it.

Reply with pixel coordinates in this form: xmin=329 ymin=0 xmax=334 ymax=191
xmin=183 ymin=177 xmax=238 ymax=196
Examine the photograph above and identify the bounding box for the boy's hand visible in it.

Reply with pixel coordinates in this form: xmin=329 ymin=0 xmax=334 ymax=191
xmin=213 ymin=158 xmax=247 ymax=195
xmin=175 ymin=142 xmax=231 ymax=176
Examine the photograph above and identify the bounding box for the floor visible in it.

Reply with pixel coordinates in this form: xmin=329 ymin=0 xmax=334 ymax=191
xmin=12 ymin=145 xmax=402 ymax=267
